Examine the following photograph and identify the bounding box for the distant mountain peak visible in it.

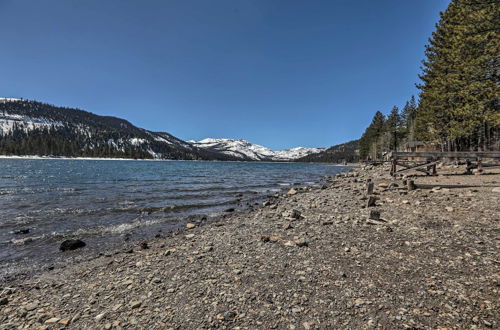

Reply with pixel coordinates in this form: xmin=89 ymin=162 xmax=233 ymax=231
xmin=189 ymin=138 xmax=324 ymax=161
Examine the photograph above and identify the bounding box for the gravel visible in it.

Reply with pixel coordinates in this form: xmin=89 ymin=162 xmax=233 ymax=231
xmin=0 ymin=164 xmax=498 ymax=329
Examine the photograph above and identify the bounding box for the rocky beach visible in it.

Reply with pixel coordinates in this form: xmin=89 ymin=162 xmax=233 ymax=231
xmin=0 ymin=163 xmax=499 ymax=329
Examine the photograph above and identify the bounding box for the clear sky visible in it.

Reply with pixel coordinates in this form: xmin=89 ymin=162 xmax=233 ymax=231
xmin=0 ymin=0 xmax=450 ymax=150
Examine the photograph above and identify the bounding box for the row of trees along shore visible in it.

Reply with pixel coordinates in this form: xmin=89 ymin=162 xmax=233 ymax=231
xmin=360 ymin=0 xmax=499 ymax=160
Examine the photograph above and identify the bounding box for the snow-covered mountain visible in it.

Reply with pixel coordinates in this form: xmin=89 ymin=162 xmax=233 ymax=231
xmin=0 ymin=99 xmax=237 ymax=160
xmin=188 ymin=138 xmax=324 ymax=161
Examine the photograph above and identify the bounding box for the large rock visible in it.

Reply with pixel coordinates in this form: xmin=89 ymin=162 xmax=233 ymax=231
xmin=59 ymin=239 xmax=86 ymax=252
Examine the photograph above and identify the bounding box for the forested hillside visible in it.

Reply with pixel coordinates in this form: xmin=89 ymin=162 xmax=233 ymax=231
xmin=296 ymin=140 xmax=359 ymax=163
xmin=0 ymin=99 xmax=237 ymax=160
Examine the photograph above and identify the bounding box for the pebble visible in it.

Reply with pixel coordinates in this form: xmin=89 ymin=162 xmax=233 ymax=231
xmin=129 ymin=301 xmax=142 ymax=309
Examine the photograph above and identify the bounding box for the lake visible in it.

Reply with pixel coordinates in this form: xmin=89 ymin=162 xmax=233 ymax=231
xmin=0 ymin=158 xmax=349 ymax=280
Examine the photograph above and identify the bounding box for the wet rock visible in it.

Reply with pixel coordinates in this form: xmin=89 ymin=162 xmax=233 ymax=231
xmin=224 ymin=208 xmax=235 ymax=212
xmin=59 ymin=239 xmax=86 ymax=252
xmin=13 ymin=228 xmax=30 ymax=235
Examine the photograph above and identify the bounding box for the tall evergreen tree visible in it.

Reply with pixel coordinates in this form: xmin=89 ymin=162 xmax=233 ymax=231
xmin=359 ymin=111 xmax=386 ymax=160
xmin=416 ymin=0 xmax=500 ymax=151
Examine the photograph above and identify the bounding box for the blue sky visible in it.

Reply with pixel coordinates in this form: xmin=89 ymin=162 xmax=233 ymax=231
xmin=0 ymin=0 xmax=450 ymax=149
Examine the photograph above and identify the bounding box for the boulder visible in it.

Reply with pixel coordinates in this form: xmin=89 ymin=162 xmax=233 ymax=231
xmin=59 ymin=239 xmax=86 ymax=252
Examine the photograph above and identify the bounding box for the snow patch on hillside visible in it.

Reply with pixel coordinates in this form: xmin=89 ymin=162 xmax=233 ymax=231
xmin=0 ymin=113 xmax=63 ymax=135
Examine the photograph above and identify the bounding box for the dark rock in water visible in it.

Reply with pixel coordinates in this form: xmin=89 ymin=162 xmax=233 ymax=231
xmin=14 ymin=228 xmax=30 ymax=235
xmin=59 ymin=239 xmax=86 ymax=252
xmin=139 ymin=241 xmax=149 ymax=249
xmin=224 ymin=208 xmax=235 ymax=213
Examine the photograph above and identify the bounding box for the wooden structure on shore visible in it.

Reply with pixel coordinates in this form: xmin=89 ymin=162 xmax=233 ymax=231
xmin=388 ymin=151 xmax=500 ymax=177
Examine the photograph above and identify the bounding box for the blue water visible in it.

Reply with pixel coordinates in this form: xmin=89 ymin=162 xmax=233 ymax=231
xmin=0 ymin=158 xmax=348 ymax=280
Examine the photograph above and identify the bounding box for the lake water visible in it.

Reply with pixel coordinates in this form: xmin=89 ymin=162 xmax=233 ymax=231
xmin=0 ymin=158 xmax=349 ymax=280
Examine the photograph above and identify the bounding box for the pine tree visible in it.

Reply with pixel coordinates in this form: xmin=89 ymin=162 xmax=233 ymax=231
xmin=416 ymin=0 xmax=500 ymax=151
xmin=359 ymin=111 xmax=386 ymax=160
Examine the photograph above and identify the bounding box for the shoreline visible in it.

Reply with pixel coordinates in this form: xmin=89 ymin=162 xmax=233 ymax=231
xmin=1 ymin=166 xmax=347 ymax=284
xmin=0 ymin=155 xmax=356 ymax=165
xmin=0 ymin=164 xmax=498 ymax=328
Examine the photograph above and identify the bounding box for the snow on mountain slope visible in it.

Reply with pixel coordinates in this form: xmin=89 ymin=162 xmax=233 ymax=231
xmin=0 ymin=113 xmax=63 ymax=135
xmin=189 ymin=138 xmax=324 ymax=161
xmin=0 ymin=99 xmax=237 ymax=160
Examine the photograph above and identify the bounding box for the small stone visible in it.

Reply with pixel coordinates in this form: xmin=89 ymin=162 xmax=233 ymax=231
xmin=260 ymin=235 xmax=271 ymax=242
xmin=263 ymin=201 xmax=272 ymax=207
xmin=282 ymin=209 xmax=302 ymax=220
xmin=402 ymin=200 xmax=410 ymax=205
xmin=294 ymin=238 xmax=308 ymax=247
xmin=368 ymin=210 xmax=381 ymax=220
xmin=25 ymin=302 xmax=38 ymax=311
xmin=378 ymin=183 xmax=389 ymax=188
xmin=0 ymin=297 xmax=8 ymax=305
xmin=186 ymin=223 xmax=196 ymax=229
xmin=45 ymin=318 xmax=61 ymax=324
xmin=95 ymin=313 xmax=106 ymax=322
xmin=185 ymin=234 xmax=195 ymax=239
xmin=445 ymin=206 xmax=454 ymax=212
xmin=138 ymin=241 xmax=149 ymax=249
xmin=492 ymin=187 xmax=500 ymax=193
xmin=287 ymin=188 xmax=298 ymax=195
xmin=59 ymin=319 xmax=70 ymax=326
xmin=129 ymin=301 xmax=142 ymax=309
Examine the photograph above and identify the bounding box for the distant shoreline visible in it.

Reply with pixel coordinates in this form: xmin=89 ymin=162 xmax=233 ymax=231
xmin=0 ymin=155 xmax=354 ymax=165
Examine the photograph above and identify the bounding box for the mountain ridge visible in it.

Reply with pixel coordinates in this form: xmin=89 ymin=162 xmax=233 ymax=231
xmin=0 ymin=99 xmax=327 ymax=161
xmin=189 ymin=138 xmax=324 ymax=161
xmin=0 ymin=99 xmax=237 ymax=160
